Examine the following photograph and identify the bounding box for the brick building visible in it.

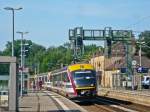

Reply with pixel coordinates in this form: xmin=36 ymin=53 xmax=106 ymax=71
xmin=90 ymin=42 xmax=150 ymax=88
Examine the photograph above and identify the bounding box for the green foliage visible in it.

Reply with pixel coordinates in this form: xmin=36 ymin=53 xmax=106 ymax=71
xmin=2 ymin=40 xmax=32 ymax=57
xmin=0 ymin=51 xmax=2 ymax=55
xmin=138 ymin=31 xmax=150 ymax=58
xmin=1 ymin=40 xmax=102 ymax=74
xmin=81 ymin=44 xmax=103 ymax=61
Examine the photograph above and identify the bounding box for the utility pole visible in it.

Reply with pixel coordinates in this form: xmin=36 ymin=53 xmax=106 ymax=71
xmin=4 ymin=7 xmax=22 ymax=56
xmin=139 ymin=41 xmax=145 ymax=67
xmin=137 ymin=40 xmax=150 ymax=67
xmin=139 ymin=43 xmax=142 ymax=67
xmin=16 ymin=31 xmax=28 ymax=97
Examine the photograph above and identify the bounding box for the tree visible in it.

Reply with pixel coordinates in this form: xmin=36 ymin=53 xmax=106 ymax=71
xmin=1 ymin=39 xmax=103 ymax=74
xmin=139 ymin=31 xmax=150 ymax=58
xmin=26 ymin=42 xmax=46 ymax=73
xmin=3 ymin=40 xmax=32 ymax=57
xmin=0 ymin=51 xmax=2 ymax=55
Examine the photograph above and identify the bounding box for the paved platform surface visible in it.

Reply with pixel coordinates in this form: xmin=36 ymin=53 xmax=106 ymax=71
xmin=19 ymin=91 xmax=87 ymax=112
xmin=98 ymin=88 xmax=150 ymax=106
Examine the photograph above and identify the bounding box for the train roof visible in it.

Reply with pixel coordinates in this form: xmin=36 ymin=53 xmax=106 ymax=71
xmin=68 ymin=63 xmax=94 ymax=72
xmin=51 ymin=63 xmax=94 ymax=74
xmin=51 ymin=66 xmax=67 ymax=74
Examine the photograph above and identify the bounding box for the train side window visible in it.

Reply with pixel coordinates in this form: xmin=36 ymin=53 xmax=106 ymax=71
xmin=62 ymin=73 xmax=64 ymax=82
xmin=57 ymin=74 xmax=60 ymax=81
xmin=53 ymin=75 xmax=57 ymax=86
xmin=64 ymin=72 xmax=69 ymax=82
xmin=50 ymin=75 xmax=52 ymax=82
xmin=45 ymin=76 xmax=47 ymax=82
xmin=53 ymin=75 xmax=56 ymax=81
xmin=50 ymin=75 xmax=53 ymax=82
xmin=146 ymin=77 xmax=150 ymax=81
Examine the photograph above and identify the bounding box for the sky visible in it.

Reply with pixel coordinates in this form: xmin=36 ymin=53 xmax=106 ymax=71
xmin=0 ymin=0 xmax=150 ymax=51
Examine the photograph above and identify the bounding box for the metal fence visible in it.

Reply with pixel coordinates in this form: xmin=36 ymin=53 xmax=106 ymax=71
xmin=111 ymin=74 xmax=150 ymax=90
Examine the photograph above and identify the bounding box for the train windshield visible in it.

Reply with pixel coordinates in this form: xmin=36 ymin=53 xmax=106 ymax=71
xmin=72 ymin=70 xmax=96 ymax=87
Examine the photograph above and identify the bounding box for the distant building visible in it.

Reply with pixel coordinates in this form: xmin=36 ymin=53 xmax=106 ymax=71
xmin=89 ymin=42 xmax=150 ymax=88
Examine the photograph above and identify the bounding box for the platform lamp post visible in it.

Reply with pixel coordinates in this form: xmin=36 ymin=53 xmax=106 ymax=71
xmin=138 ymin=41 xmax=150 ymax=66
xmin=4 ymin=7 xmax=23 ymax=56
xmin=137 ymin=40 xmax=150 ymax=90
xmin=139 ymin=42 xmax=144 ymax=67
xmin=22 ymin=42 xmax=30 ymax=93
xmin=16 ymin=31 xmax=28 ymax=97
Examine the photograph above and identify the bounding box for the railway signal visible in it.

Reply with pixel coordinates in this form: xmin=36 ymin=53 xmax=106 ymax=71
xmin=69 ymin=27 xmax=133 ymax=84
xmin=69 ymin=27 xmax=132 ymax=59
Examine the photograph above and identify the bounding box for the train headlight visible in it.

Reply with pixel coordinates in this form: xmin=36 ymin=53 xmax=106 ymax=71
xmin=90 ymin=84 xmax=94 ymax=86
xmin=74 ymin=80 xmax=77 ymax=84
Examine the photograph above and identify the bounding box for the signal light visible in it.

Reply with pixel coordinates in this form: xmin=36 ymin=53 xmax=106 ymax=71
xmin=77 ymin=37 xmax=83 ymax=46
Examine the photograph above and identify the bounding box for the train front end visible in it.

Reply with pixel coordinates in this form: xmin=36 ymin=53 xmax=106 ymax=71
xmin=68 ymin=64 xmax=97 ymax=99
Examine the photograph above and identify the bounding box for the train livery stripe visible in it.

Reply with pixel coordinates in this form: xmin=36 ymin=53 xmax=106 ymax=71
xmin=76 ymin=87 xmax=95 ymax=90
xmin=67 ymin=70 xmax=77 ymax=96
xmin=68 ymin=64 xmax=94 ymax=72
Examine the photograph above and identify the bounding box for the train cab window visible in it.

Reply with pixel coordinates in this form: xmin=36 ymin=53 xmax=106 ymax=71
xmin=72 ymin=70 xmax=96 ymax=79
xmin=71 ymin=70 xmax=96 ymax=87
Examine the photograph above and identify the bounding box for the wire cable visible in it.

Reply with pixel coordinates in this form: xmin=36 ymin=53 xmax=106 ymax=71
xmin=125 ymin=16 xmax=150 ymax=30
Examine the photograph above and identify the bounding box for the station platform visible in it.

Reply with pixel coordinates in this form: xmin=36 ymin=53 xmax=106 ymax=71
xmin=19 ymin=91 xmax=87 ymax=112
xmin=98 ymin=88 xmax=150 ymax=106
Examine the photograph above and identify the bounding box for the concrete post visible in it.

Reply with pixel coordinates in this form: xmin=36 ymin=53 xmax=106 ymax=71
xmin=0 ymin=56 xmax=17 ymax=112
xmin=9 ymin=61 xmax=17 ymax=111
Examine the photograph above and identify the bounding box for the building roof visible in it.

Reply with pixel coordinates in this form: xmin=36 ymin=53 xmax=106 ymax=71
xmin=104 ymin=55 xmax=150 ymax=70
xmin=91 ymin=40 xmax=150 ymax=71
xmin=104 ymin=41 xmax=150 ymax=70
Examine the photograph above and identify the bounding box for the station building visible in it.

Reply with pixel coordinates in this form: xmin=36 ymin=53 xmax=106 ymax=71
xmin=89 ymin=42 xmax=150 ymax=88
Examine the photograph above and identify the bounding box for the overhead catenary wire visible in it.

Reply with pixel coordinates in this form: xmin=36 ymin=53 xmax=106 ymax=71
xmin=124 ymin=16 xmax=150 ymax=30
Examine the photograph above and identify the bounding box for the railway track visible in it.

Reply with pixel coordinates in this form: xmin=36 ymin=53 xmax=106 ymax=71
xmin=75 ymin=96 xmax=150 ymax=112
xmin=34 ymin=92 xmax=150 ymax=112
